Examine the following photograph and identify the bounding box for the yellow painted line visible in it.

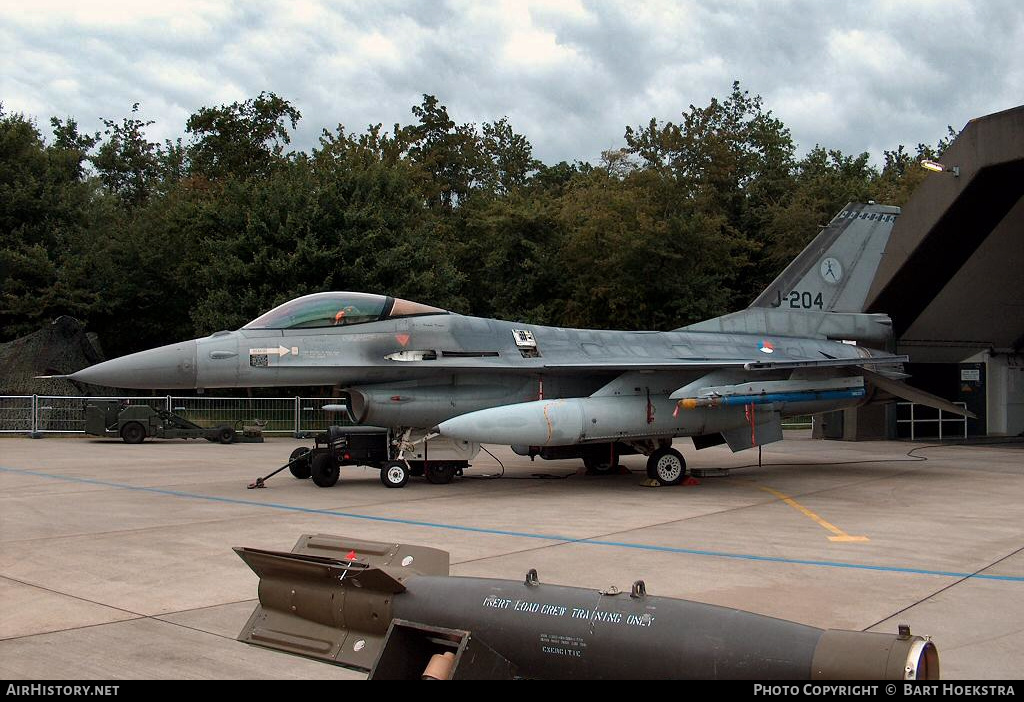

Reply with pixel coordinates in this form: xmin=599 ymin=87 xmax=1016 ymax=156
xmin=756 ymin=485 xmax=870 ymax=543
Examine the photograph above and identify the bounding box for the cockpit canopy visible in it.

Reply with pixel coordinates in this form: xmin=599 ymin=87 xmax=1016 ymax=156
xmin=243 ymin=292 xmax=446 ymax=330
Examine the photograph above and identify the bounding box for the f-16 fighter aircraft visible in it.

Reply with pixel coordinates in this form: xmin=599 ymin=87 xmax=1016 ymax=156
xmin=64 ymin=203 xmax=969 ymax=486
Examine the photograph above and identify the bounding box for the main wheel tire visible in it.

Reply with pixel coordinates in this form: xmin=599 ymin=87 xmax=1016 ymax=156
xmin=311 ymin=452 xmax=340 ymax=487
xmin=121 ymin=422 xmax=146 ymax=444
xmin=646 ymin=447 xmax=686 ymax=486
xmin=583 ymin=444 xmax=619 ymax=474
xmin=380 ymin=460 xmax=410 ymax=488
xmin=425 ymin=463 xmax=456 ymax=485
xmin=217 ymin=426 xmax=236 ymax=444
xmin=289 ymin=447 xmax=312 ymax=479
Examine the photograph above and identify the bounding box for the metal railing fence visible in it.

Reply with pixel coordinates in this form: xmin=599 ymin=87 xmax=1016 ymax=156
xmin=0 ymin=395 xmax=349 ymax=437
xmin=0 ymin=396 xmax=34 ymax=434
xmin=1 ymin=396 xmax=971 ymax=440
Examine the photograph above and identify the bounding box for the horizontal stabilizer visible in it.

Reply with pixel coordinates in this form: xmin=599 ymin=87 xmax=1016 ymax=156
xmin=862 ymin=369 xmax=976 ymax=419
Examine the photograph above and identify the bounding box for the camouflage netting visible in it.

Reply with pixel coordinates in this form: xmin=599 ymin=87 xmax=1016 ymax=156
xmin=0 ymin=316 xmax=119 ymax=396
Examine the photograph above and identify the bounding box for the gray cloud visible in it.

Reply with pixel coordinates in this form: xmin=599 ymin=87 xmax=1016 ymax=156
xmin=2 ymin=0 xmax=1021 ymax=165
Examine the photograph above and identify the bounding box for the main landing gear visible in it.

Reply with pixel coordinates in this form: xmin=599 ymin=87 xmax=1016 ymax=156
xmin=645 ymin=446 xmax=687 ymax=486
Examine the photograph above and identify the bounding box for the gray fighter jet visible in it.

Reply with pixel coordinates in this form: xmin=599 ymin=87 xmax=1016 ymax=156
xmin=64 ymin=203 xmax=969 ymax=484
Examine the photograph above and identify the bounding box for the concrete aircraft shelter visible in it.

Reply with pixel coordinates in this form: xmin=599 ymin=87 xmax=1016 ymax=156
xmin=837 ymin=105 xmax=1024 ymax=440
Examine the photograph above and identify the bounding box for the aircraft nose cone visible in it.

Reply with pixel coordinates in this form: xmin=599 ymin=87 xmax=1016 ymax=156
xmin=69 ymin=340 xmax=199 ymax=389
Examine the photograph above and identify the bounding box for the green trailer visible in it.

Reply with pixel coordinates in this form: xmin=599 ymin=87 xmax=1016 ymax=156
xmin=85 ymin=401 xmax=236 ymax=444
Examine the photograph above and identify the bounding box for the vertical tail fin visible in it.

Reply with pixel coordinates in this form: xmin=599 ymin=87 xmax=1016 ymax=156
xmin=749 ymin=202 xmax=900 ymax=314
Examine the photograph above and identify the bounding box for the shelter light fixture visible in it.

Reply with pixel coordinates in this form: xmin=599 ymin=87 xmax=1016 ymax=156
xmin=920 ymin=159 xmax=960 ymax=177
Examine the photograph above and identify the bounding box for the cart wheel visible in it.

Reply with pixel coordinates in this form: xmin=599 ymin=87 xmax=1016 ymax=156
xmin=311 ymin=452 xmax=340 ymax=487
xmin=425 ymin=463 xmax=456 ymax=485
xmin=217 ymin=426 xmax=236 ymax=444
xmin=289 ymin=447 xmax=312 ymax=479
xmin=121 ymin=422 xmax=146 ymax=444
xmin=380 ymin=460 xmax=410 ymax=488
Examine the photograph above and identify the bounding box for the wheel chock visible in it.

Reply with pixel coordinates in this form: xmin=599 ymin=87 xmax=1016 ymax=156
xmin=640 ymin=476 xmax=702 ymax=488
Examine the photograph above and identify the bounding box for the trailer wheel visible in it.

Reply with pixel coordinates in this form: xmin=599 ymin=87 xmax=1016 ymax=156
xmin=121 ymin=422 xmax=146 ymax=444
xmin=217 ymin=426 xmax=236 ymax=444
xmin=380 ymin=460 xmax=410 ymax=488
xmin=311 ymin=452 xmax=340 ymax=487
xmin=289 ymin=447 xmax=312 ymax=479
xmin=646 ymin=447 xmax=686 ymax=486
xmin=425 ymin=463 xmax=456 ymax=485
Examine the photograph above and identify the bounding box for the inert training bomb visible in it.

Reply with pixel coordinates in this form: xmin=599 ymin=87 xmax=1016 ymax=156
xmin=234 ymin=534 xmax=939 ymax=680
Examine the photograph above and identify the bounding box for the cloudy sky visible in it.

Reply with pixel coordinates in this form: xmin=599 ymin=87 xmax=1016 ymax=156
xmin=3 ymin=0 xmax=1022 ymax=166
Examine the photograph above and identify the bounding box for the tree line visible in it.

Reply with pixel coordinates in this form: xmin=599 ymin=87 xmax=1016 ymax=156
xmin=0 ymin=83 xmax=950 ymax=360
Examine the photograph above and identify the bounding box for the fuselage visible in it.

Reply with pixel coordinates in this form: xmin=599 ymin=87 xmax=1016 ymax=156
xmin=70 ymin=309 xmax=878 ymax=439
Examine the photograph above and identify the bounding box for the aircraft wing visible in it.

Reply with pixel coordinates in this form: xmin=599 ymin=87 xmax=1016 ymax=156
xmin=545 ymin=355 xmax=972 ymax=419
xmin=542 ymin=354 xmax=909 ymax=372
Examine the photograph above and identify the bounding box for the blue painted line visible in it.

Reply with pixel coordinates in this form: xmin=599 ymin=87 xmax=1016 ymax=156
xmin=3 ymin=464 xmax=1022 ymax=583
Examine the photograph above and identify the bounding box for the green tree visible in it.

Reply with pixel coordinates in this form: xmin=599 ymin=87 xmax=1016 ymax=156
xmin=91 ymin=104 xmax=167 ymax=207
xmin=448 ymin=193 xmax=562 ymax=323
xmin=624 ymin=82 xmax=798 ymax=308
xmin=186 ymin=91 xmax=301 ymax=181
xmin=0 ymin=108 xmax=108 ymax=338
xmin=0 ymin=90 xmax=965 ymax=358
xmin=404 ymin=94 xmax=489 ymax=209
xmin=480 ymin=117 xmax=540 ymax=194
xmin=183 ymin=121 xmax=467 ymax=334
xmin=551 ymin=161 xmax=742 ymax=331
xmin=49 ymin=116 xmax=99 ymax=180
xmin=758 ymin=146 xmax=877 ymax=275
